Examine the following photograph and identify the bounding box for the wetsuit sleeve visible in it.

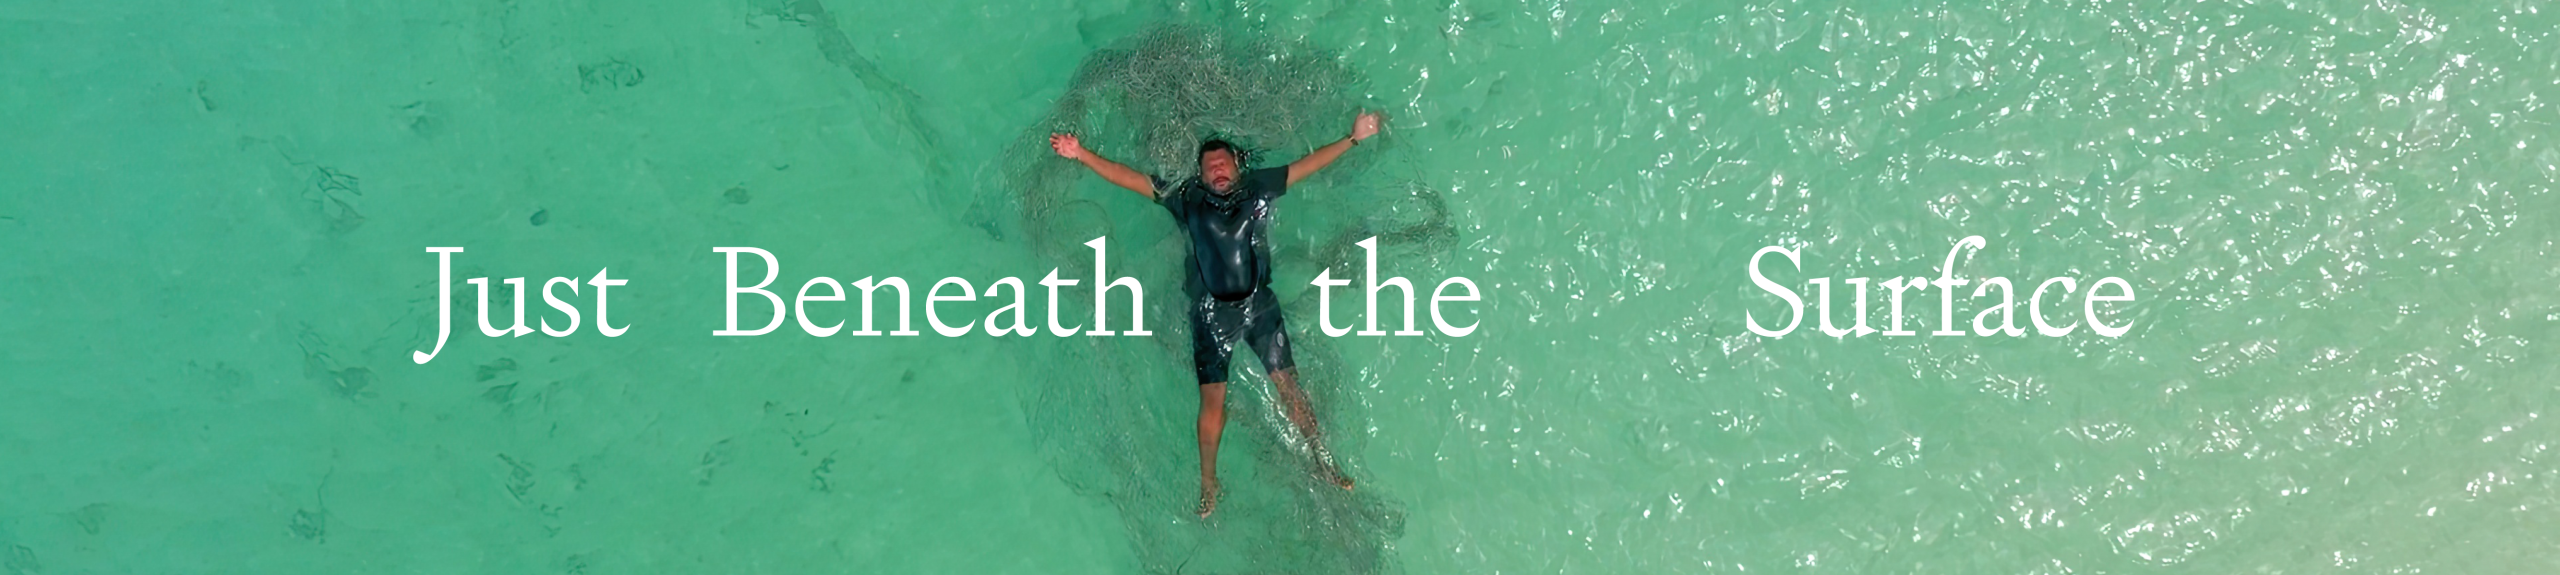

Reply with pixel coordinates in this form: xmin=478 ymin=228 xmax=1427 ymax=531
xmin=1151 ymin=175 xmax=1182 ymax=216
xmin=1249 ymin=166 xmax=1289 ymax=201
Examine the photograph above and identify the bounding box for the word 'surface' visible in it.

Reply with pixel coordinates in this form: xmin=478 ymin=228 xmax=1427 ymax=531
xmin=1747 ymin=236 xmax=2135 ymax=339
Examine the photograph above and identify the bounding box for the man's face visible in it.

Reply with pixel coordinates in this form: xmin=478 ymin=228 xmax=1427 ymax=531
xmin=1200 ymin=149 xmax=1239 ymax=194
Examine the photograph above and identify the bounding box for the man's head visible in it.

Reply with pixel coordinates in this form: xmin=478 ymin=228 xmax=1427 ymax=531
xmin=1198 ymin=139 xmax=1241 ymax=194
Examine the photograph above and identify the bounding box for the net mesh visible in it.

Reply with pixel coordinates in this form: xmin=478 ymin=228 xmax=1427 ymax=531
xmin=981 ymin=23 xmax=1458 ymax=574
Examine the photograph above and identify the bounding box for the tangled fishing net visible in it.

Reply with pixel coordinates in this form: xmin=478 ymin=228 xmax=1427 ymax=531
xmin=979 ymin=24 xmax=1459 ymax=574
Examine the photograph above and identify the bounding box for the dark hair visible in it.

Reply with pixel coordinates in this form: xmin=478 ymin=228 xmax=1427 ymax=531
xmin=1197 ymin=139 xmax=1240 ymax=166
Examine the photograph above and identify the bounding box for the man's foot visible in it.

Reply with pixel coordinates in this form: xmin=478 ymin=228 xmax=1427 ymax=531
xmin=1317 ymin=460 xmax=1354 ymax=491
xmin=1196 ymin=477 xmax=1220 ymax=518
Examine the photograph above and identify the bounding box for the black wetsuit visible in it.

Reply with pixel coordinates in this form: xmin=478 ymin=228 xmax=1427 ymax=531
xmin=1154 ymin=167 xmax=1295 ymax=385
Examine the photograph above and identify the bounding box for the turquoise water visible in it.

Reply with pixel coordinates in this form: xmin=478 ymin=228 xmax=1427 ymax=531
xmin=6 ymin=0 xmax=2558 ymax=572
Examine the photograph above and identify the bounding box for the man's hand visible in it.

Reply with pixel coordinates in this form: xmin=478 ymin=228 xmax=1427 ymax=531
xmin=1291 ymin=112 xmax=1381 ymax=186
xmin=1050 ymin=133 xmax=1088 ymax=160
xmin=1052 ymin=133 xmax=1153 ymax=198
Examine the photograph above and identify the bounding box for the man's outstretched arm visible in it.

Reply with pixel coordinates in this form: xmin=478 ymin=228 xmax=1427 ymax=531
xmin=1287 ymin=111 xmax=1382 ymax=186
xmin=1051 ymin=133 xmax=1155 ymax=199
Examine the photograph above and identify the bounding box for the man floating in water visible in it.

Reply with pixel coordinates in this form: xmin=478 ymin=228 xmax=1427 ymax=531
xmin=1050 ymin=111 xmax=1380 ymax=517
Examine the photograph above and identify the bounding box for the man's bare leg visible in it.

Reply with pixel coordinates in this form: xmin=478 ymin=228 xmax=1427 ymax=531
xmin=1270 ymin=368 xmax=1354 ymax=490
xmin=1196 ymin=381 xmax=1227 ymax=517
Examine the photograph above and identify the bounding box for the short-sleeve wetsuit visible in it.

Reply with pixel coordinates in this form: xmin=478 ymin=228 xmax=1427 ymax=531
xmin=1154 ymin=166 xmax=1296 ymax=385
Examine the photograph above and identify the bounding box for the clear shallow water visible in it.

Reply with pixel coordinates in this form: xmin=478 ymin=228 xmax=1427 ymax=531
xmin=4 ymin=0 xmax=2557 ymax=573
